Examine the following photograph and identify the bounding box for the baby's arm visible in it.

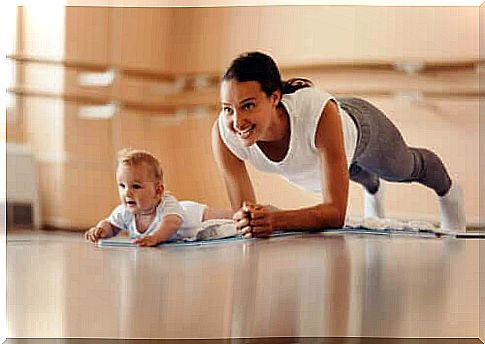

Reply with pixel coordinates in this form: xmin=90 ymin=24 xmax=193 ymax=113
xmin=132 ymin=214 xmax=182 ymax=247
xmin=85 ymin=219 xmax=121 ymax=243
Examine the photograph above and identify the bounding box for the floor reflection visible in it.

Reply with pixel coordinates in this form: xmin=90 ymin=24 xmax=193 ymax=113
xmin=6 ymin=230 xmax=480 ymax=338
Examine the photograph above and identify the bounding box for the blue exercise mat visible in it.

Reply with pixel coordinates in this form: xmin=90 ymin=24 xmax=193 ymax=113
xmin=96 ymin=226 xmax=483 ymax=248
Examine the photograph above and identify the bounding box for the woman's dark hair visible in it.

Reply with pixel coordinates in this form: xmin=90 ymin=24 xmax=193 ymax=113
xmin=222 ymin=51 xmax=313 ymax=97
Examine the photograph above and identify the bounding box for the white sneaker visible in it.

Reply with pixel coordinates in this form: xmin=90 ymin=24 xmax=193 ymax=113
xmin=439 ymin=181 xmax=466 ymax=231
xmin=364 ymin=183 xmax=385 ymax=219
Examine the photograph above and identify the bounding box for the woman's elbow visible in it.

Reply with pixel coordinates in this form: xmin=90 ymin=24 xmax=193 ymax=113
xmin=327 ymin=216 xmax=345 ymax=228
xmin=333 ymin=215 xmax=346 ymax=228
xmin=318 ymin=205 xmax=346 ymax=228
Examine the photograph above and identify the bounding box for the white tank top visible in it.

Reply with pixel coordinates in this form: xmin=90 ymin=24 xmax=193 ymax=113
xmin=218 ymin=87 xmax=358 ymax=194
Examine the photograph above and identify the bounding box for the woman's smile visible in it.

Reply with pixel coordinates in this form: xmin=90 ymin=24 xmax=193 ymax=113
xmin=235 ymin=124 xmax=256 ymax=139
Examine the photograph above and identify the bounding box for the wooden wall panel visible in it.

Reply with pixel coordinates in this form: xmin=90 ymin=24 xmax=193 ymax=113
xmin=63 ymin=103 xmax=114 ymax=164
xmin=166 ymin=6 xmax=479 ymax=74
xmin=22 ymin=6 xmax=65 ymax=59
xmin=22 ymin=64 xmax=65 ymax=93
xmin=6 ymin=97 xmax=24 ymax=144
xmin=480 ymin=0 xmax=485 ymax=340
xmin=21 ymin=98 xmax=66 ymax=227
xmin=65 ymin=7 xmax=111 ymax=64
xmin=23 ymin=97 xmax=65 ymax=160
xmin=60 ymin=163 xmax=118 ymax=228
xmin=36 ymin=162 xmax=68 ymax=228
xmin=168 ymin=7 xmax=258 ymax=74
xmin=6 ymin=7 xmax=20 ymax=143
xmin=110 ymin=7 xmax=174 ymax=71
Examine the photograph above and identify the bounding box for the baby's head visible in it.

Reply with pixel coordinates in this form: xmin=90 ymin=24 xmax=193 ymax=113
xmin=115 ymin=148 xmax=164 ymax=214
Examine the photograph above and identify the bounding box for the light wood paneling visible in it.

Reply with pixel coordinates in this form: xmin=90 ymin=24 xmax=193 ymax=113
xmin=164 ymin=6 xmax=479 ymax=74
xmin=60 ymin=162 xmax=118 ymax=228
xmin=63 ymin=102 xmax=114 ymax=164
xmin=22 ymin=6 xmax=65 ymax=59
xmin=65 ymin=7 xmax=111 ymax=64
xmin=22 ymin=97 xmax=65 ymax=161
xmin=481 ymin=240 xmax=485 ymax=342
xmin=6 ymin=98 xmax=24 ymax=144
xmin=167 ymin=7 xmax=238 ymax=74
xmin=37 ymin=162 xmax=68 ymax=228
xmin=478 ymin=3 xmax=485 ymax=342
xmin=110 ymin=7 xmax=175 ymax=71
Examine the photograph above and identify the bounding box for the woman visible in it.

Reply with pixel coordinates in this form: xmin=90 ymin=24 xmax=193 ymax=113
xmin=212 ymin=51 xmax=465 ymax=238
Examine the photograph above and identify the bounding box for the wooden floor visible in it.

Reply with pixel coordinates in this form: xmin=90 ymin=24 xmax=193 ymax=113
xmin=6 ymin=228 xmax=482 ymax=339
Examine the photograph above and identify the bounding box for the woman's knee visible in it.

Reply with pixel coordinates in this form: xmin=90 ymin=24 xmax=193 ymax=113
xmin=411 ymin=148 xmax=451 ymax=195
xmin=349 ymin=163 xmax=380 ymax=194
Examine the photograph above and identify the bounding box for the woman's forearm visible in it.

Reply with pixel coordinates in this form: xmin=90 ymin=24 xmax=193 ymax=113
xmin=204 ymin=208 xmax=235 ymax=220
xmin=271 ymin=204 xmax=346 ymax=231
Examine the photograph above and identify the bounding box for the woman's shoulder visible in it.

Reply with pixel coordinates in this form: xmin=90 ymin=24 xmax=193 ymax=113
xmin=283 ymin=87 xmax=335 ymax=119
xmin=283 ymin=86 xmax=333 ymax=100
xmin=283 ymin=87 xmax=333 ymax=107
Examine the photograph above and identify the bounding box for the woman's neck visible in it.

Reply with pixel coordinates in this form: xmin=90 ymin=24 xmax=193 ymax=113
xmin=261 ymin=105 xmax=290 ymax=143
xmin=256 ymin=105 xmax=291 ymax=162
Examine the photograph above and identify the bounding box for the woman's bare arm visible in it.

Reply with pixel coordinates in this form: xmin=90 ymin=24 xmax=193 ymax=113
xmin=248 ymin=100 xmax=349 ymax=234
xmin=211 ymin=120 xmax=257 ymax=211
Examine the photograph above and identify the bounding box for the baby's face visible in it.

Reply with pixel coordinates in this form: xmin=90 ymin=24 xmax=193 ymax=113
xmin=116 ymin=163 xmax=163 ymax=215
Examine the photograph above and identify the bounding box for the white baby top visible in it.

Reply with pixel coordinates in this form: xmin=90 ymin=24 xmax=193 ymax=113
xmin=108 ymin=193 xmax=205 ymax=240
xmin=218 ymin=87 xmax=358 ymax=194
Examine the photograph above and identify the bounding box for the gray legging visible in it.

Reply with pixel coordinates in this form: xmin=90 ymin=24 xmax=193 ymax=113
xmin=337 ymin=97 xmax=452 ymax=197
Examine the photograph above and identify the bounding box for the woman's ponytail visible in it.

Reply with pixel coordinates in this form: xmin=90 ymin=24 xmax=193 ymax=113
xmin=223 ymin=52 xmax=314 ymax=97
xmin=281 ymin=78 xmax=313 ymax=94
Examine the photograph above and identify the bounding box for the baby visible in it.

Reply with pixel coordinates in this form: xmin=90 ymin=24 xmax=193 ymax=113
xmin=85 ymin=148 xmax=231 ymax=246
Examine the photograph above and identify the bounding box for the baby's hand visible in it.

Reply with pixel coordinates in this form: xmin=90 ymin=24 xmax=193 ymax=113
xmin=132 ymin=234 xmax=163 ymax=247
xmin=84 ymin=226 xmax=110 ymax=243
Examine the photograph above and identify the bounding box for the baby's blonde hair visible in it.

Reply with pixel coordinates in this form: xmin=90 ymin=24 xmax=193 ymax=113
xmin=116 ymin=148 xmax=163 ymax=182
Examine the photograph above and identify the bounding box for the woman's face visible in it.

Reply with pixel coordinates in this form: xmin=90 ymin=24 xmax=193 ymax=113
xmin=220 ymin=80 xmax=280 ymax=147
